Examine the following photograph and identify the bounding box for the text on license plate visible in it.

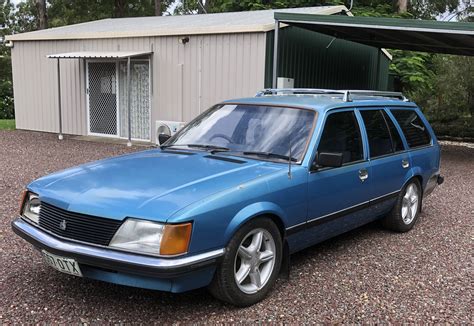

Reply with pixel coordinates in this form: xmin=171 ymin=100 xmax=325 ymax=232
xmin=42 ymin=250 xmax=83 ymax=277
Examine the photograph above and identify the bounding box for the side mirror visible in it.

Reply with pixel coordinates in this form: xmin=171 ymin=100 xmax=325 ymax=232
xmin=315 ymin=152 xmax=344 ymax=169
xmin=158 ymin=133 xmax=171 ymax=145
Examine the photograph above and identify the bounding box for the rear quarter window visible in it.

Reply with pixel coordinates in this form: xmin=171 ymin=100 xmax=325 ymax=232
xmin=390 ymin=109 xmax=432 ymax=148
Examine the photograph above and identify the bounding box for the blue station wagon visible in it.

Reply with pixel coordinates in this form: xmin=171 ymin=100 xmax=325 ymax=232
xmin=12 ymin=89 xmax=444 ymax=306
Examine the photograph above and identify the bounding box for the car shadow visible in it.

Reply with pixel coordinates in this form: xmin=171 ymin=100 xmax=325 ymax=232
xmin=18 ymin=219 xmax=396 ymax=319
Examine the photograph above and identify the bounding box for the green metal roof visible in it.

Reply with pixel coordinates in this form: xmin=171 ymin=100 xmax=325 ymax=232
xmin=274 ymin=12 xmax=474 ymax=56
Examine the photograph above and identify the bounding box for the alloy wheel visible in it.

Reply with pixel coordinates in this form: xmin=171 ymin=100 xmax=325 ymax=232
xmin=234 ymin=228 xmax=276 ymax=294
xmin=401 ymin=183 xmax=419 ymax=225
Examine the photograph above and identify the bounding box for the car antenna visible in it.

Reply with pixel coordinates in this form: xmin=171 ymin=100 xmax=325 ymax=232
xmin=288 ymin=137 xmax=292 ymax=180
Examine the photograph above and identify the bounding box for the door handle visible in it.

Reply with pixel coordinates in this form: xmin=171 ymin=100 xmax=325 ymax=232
xmin=402 ymin=159 xmax=410 ymax=169
xmin=359 ymin=169 xmax=368 ymax=182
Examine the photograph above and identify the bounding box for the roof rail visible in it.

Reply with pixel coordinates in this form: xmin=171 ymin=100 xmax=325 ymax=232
xmin=255 ymin=88 xmax=409 ymax=102
xmin=255 ymin=88 xmax=345 ymax=97
xmin=342 ymin=90 xmax=409 ymax=102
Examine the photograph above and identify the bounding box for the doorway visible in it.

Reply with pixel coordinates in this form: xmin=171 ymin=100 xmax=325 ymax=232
xmin=86 ymin=60 xmax=151 ymax=141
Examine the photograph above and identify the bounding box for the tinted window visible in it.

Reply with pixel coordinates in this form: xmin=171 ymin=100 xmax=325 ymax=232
xmin=391 ymin=109 xmax=431 ymax=148
xmin=318 ymin=111 xmax=363 ymax=164
xmin=383 ymin=111 xmax=405 ymax=152
xmin=360 ymin=110 xmax=393 ymax=158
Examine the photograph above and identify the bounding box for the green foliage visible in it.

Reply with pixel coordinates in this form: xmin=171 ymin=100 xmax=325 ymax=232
xmin=10 ymin=0 xmax=37 ymax=33
xmin=47 ymin=0 xmax=173 ymax=27
xmin=0 ymin=119 xmax=15 ymax=129
xmin=0 ymin=0 xmax=14 ymax=119
xmin=390 ymin=50 xmax=435 ymax=94
xmin=411 ymin=55 xmax=474 ymax=138
xmin=410 ymin=0 xmax=459 ymax=19
xmin=351 ymin=3 xmax=412 ymax=18
xmin=0 ymin=0 xmax=472 ymax=138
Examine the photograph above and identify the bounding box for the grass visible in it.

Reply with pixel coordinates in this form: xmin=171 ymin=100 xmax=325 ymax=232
xmin=0 ymin=119 xmax=15 ymax=130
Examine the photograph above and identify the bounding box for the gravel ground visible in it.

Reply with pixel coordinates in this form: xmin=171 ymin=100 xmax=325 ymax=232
xmin=1 ymin=130 xmax=472 ymax=323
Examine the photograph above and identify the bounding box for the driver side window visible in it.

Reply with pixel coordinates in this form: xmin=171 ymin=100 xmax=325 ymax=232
xmin=318 ymin=111 xmax=364 ymax=164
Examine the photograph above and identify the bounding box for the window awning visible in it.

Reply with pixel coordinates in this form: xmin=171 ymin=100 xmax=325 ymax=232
xmin=274 ymin=12 xmax=474 ymax=56
xmin=47 ymin=51 xmax=152 ymax=59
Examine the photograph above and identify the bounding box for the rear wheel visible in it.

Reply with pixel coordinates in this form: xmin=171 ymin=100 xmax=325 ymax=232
xmin=382 ymin=179 xmax=421 ymax=232
xmin=209 ymin=218 xmax=282 ymax=306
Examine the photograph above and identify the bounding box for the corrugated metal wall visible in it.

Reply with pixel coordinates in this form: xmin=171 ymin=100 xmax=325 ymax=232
xmin=264 ymin=26 xmax=390 ymax=90
xmin=10 ymin=33 xmax=267 ymax=139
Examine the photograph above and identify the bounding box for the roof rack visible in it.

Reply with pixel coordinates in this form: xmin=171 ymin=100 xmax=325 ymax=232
xmin=255 ymin=88 xmax=409 ymax=102
xmin=255 ymin=88 xmax=344 ymax=97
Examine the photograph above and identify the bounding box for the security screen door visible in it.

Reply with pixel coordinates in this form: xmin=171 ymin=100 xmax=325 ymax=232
xmin=87 ymin=62 xmax=118 ymax=136
xmin=87 ymin=61 xmax=151 ymax=140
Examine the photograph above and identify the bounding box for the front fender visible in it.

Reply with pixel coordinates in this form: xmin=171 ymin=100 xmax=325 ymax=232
xmin=223 ymin=202 xmax=288 ymax=244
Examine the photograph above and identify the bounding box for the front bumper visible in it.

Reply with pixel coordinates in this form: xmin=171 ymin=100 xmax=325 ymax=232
xmin=12 ymin=218 xmax=224 ymax=290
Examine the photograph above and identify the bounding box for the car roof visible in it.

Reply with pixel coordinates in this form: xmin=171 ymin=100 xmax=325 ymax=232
xmin=221 ymin=94 xmax=418 ymax=114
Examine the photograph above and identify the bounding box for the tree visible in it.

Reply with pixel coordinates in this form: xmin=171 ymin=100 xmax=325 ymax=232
xmin=155 ymin=0 xmax=162 ymax=16
xmin=173 ymin=0 xmax=459 ymax=17
xmin=397 ymin=0 xmax=408 ymax=13
xmin=35 ymin=0 xmax=47 ymax=29
xmin=0 ymin=0 xmax=15 ymax=119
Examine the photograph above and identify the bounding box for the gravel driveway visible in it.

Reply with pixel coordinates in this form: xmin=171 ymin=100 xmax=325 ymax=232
xmin=1 ymin=130 xmax=472 ymax=323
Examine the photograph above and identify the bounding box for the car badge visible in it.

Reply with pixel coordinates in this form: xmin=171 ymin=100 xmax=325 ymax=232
xmin=59 ymin=219 xmax=67 ymax=231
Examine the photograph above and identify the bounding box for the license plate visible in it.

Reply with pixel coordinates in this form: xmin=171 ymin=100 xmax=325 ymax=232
xmin=42 ymin=250 xmax=83 ymax=277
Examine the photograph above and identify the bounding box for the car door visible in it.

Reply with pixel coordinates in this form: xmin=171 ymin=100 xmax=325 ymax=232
xmin=305 ymin=109 xmax=372 ymax=245
xmin=358 ymin=108 xmax=410 ymax=215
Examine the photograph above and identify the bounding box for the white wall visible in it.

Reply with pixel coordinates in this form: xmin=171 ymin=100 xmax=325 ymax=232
xmin=10 ymin=32 xmax=267 ymax=140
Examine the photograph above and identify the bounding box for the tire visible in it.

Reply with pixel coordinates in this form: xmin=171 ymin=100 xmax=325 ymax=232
xmin=208 ymin=217 xmax=283 ymax=306
xmin=382 ymin=178 xmax=422 ymax=232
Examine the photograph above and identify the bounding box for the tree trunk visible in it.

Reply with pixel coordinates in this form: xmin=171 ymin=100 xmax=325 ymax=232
xmin=197 ymin=0 xmax=205 ymax=14
xmin=35 ymin=0 xmax=48 ymax=30
xmin=155 ymin=0 xmax=162 ymax=16
xmin=114 ymin=0 xmax=125 ymax=18
xmin=397 ymin=0 xmax=408 ymax=13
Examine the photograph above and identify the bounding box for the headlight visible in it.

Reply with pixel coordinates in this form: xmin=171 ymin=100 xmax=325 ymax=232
xmin=109 ymin=219 xmax=192 ymax=256
xmin=21 ymin=191 xmax=41 ymax=224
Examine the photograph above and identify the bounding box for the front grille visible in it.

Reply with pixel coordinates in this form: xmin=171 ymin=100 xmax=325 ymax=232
xmin=39 ymin=202 xmax=122 ymax=246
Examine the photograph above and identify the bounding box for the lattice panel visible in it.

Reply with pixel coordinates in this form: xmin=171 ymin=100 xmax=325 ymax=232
xmin=88 ymin=62 xmax=118 ymax=136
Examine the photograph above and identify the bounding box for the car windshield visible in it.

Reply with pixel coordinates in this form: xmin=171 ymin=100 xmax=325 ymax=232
xmin=165 ymin=104 xmax=316 ymax=162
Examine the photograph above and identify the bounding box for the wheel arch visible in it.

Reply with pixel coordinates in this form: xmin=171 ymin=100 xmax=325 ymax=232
xmin=223 ymin=202 xmax=288 ymax=245
xmin=407 ymin=166 xmax=426 ymax=191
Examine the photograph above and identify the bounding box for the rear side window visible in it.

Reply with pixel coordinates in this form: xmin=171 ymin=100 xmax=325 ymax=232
xmin=360 ymin=110 xmax=393 ymax=158
xmin=383 ymin=111 xmax=405 ymax=152
xmin=390 ymin=109 xmax=431 ymax=148
xmin=318 ymin=111 xmax=363 ymax=164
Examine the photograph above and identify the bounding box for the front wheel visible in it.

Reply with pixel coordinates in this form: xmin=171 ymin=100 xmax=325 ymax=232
xmin=382 ymin=179 xmax=421 ymax=232
xmin=208 ymin=218 xmax=282 ymax=306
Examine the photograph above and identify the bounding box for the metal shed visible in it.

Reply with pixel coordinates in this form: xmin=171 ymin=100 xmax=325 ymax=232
xmin=6 ymin=5 xmax=391 ymax=143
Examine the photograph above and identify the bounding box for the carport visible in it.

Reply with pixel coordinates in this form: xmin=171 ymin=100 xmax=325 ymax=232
xmin=272 ymin=13 xmax=474 ymax=87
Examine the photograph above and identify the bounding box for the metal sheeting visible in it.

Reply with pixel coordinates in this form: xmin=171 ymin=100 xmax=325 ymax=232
xmin=264 ymin=26 xmax=390 ymax=90
xmin=274 ymin=12 xmax=474 ymax=56
xmin=7 ymin=6 xmax=346 ymax=41
xmin=47 ymin=51 xmax=152 ymax=59
xmin=10 ymin=33 xmax=266 ymax=139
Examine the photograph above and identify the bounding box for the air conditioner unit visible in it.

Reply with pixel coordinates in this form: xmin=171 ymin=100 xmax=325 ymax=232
xmin=155 ymin=120 xmax=185 ymax=145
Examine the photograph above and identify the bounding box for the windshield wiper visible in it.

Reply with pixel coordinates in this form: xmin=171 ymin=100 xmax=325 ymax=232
xmin=161 ymin=144 xmax=230 ymax=151
xmin=242 ymin=151 xmax=298 ymax=162
xmin=187 ymin=144 xmax=230 ymax=151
